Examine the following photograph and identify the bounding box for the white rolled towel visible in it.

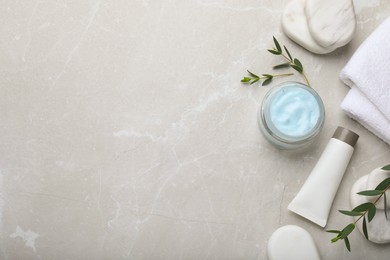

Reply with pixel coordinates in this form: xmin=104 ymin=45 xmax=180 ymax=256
xmin=340 ymin=17 xmax=390 ymax=145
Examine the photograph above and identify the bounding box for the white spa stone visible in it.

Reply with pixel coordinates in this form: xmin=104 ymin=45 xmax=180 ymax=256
xmin=282 ymin=0 xmax=336 ymax=54
xmin=305 ymin=0 xmax=356 ymax=48
xmin=350 ymin=169 xmax=390 ymax=244
xmin=366 ymin=167 xmax=390 ymax=210
xmin=267 ymin=225 xmax=321 ymax=260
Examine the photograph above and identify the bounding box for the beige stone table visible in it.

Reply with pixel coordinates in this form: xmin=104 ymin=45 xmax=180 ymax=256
xmin=1 ymin=0 xmax=389 ymax=259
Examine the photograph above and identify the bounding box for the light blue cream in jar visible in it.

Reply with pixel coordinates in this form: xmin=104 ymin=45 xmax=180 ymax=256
xmin=258 ymin=81 xmax=325 ymax=149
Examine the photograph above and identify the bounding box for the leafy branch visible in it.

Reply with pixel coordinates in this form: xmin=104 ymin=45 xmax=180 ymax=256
xmin=327 ymin=164 xmax=390 ymax=252
xmin=268 ymin=36 xmax=311 ymax=87
xmin=241 ymin=36 xmax=311 ymax=87
xmin=241 ymin=70 xmax=293 ymax=86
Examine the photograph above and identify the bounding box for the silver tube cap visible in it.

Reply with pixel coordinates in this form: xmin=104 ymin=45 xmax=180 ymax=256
xmin=332 ymin=126 xmax=359 ymax=147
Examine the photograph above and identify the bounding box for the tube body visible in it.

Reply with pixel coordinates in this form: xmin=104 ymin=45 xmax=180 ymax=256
xmin=288 ymin=127 xmax=358 ymax=227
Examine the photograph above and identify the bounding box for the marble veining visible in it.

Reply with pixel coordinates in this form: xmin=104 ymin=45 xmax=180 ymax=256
xmin=1 ymin=0 xmax=390 ymax=259
xmin=10 ymin=226 xmax=40 ymax=253
xmin=282 ymin=0 xmax=337 ymax=54
xmin=305 ymin=0 xmax=356 ymax=48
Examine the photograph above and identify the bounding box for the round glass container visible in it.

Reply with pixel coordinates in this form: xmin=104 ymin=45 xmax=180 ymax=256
xmin=258 ymin=81 xmax=325 ymax=149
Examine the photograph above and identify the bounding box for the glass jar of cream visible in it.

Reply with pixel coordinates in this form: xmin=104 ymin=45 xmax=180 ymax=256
xmin=258 ymin=81 xmax=325 ymax=149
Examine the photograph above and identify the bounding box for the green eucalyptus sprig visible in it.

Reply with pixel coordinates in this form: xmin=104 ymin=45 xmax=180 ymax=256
xmin=241 ymin=36 xmax=311 ymax=87
xmin=268 ymin=36 xmax=311 ymax=87
xmin=327 ymin=164 xmax=390 ymax=252
xmin=241 ymin=70 xmax=293 ymax=86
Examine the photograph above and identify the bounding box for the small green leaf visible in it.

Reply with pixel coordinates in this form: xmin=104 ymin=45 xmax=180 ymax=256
xmin=381 ymin=164 xmax=390 ymax=171
xmin=375 ymin=177 xmax=390 ymax=191
xmin=344 ymin=236 xmax=351 ymax=252
xmin=262 ymin=74 xmax=273 ymax=78
xmin=273 ymin=63 xmax=290 ymax=69
xmin=338 ymin=210 xmax=363 ymax=216
xmin=267 ymin=49 xmax=281 ymax=55
xmin=384 ymin=193 xmax=388 ymax=220
xmin=353 ymin=202 xmax=374 ymax=212
xmin=241 ymin=77 xmax=252 ymax=83
xmin=293 ymin=58 xmax=303 ymax=70
xmin=247 ymin=70 xmax=259 ymax=78
xmin=327 ymin=230 xmax=342 ymax=243
xmin=340 ymin=223 xmax=355 ymax=239
xmin=326 ymin=230 xmax=341 ymax=234
xmin=290 ymin=64 xmax=303 ymax=73
xmin=273 ymin=36 xmax=282 ymax=52
xmin=331 ymin=236 xmax=341 ymax=243
xmin=357 ymin=190 xmax=383 ymax=196
xmin=368 ymin=205 xmax=376 ymax=222
xmin=362 ymin=216 xmax=368 ymax=240
xmin=250 ymin=78 xmax=259 ymax=85
xmin=284 ymin=45 xmax=292 ymax=60
xmin=262 ymin=77 xmax=272 ymax=86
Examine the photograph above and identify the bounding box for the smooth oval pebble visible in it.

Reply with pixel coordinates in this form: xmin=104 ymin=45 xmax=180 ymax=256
xmin=305 ymin=0 xmax=356 ymax=48
xmin=350 ymin=174 xmax=390 ymax=244
xmin=282 ymin=0 xmax=336 ymax=54
xmin=366 ymin=167 xmax=390 ymax=210
xmin=267 ymin=225 xmax=321 ymax=260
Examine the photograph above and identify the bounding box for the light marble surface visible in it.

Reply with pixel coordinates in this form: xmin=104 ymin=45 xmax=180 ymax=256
xmin=1 ymin=0 xmax=389 ymax=259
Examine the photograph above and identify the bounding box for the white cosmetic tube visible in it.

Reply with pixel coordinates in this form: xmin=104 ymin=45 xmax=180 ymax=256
xmin=288 ymin=127 xmax=359 ymax=227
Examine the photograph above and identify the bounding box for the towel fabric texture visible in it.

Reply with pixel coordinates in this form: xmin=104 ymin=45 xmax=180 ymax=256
xmin=340 ymin=17 xmax=390 ymax=145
